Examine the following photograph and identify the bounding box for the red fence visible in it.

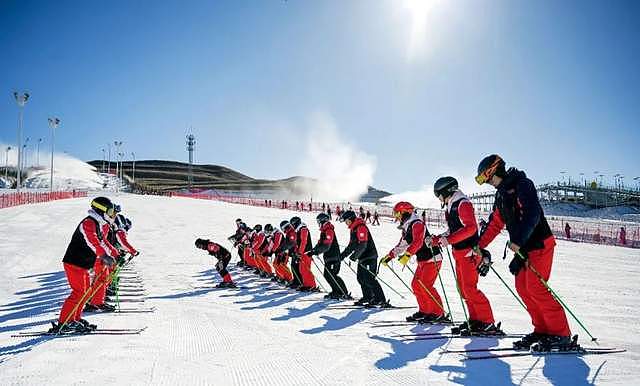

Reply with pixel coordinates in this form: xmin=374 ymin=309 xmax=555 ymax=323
xmin=0 ymin=191 xmax=88 ymax=210
xmin=172 ymin=191 xmax=640 ymax=249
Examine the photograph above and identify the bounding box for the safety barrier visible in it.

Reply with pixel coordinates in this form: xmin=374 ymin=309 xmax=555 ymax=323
xmin=0 ymin=191 xmax=88 ymax=210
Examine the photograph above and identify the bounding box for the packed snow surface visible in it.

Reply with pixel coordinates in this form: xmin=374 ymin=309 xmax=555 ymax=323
xmin=1 ymin=195 xmax=639 ymax=385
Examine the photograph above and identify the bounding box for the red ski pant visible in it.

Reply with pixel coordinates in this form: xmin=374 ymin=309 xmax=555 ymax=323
xmin=58 ymin=263 xmax=92 ymax=323
xmin=274 ymin=257 xmax=293 ymax=281
xmin=515 ymin=238 xmax=571 ymax=336
xmin=299 ymin=253 xmax=316 ymax=288
xmin=89 ymin=260 xmax=112 ymax=306
xmin=454 ymin=248 xmax=495 ymax=324
xmin=412 ymin=260 xmax=444 ymax=316
xmin=256 ymin=254 xmax=273 ymax=274
xmin=244 ymin=248 xmax=256 ymax=268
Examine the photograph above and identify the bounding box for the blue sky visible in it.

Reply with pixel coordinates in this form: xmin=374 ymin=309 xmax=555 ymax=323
xmin=1 ymin=0 xmax=638 ymax=193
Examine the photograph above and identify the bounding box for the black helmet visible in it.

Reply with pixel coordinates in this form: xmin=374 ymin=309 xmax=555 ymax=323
xmin=264 ymin=223 xmax=274 ymax=234
xmin=91 ymin=197 xmax=116 ymax=219
xmin=316 ymin=212 xmax=330 ymax=226
xmin=340 ymin=210 xmax=357 ymax=223
xmin=195 ymin=238 xmax=209 ymax=249
xmin=290 ymin=216 xmax=301 ymax=229
xmin=254 ymin=224 xmax=262 ymax=232
xmin=434 ymin=176 xmax=458 ymax=199
xmin=115 ymin=214 xmax=132 ymax=231
xmin=279 ymin=220 xmax=290 ymax=231
xmin=476 ymin=154 xmax=506 ymax=185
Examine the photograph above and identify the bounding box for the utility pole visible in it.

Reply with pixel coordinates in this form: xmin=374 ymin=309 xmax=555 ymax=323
xmin=36 ymin=138 xmax=42 ymax=167
xmin=4 ymin=146 xmax=11 ymax=183
xmin=186 ymin=132 xmax=196 ymax=190
xmin=101 ymin=148 xmax=106 ymax=172
xmin=48 ymin=117 xmax=60 ymax=192
xmin=14 ymin=91 xmax=29 ymax=192
xmin=131 ymin=152 xmax=136 ymax=183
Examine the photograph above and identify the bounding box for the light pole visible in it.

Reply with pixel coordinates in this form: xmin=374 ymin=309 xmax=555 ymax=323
xmin=118 ymin=152 xmax=124 ymax=180
xmin=14 ymin=92 xmax=29 ymax=191
xmin=4 ymin=146 xmax=11 ymax=183
xmin=101 ymin=148 xmax=106 ymax=173
xmin=107 ymin=143 xmax=112 ymax=174
xmin=131 ymin=152 xmax=136 ymax=183
xmin=36 ymin=138 xmax=42 ymax=167
xmin=22 ymin=137 xmax=29 ymax=172
xmin=114 ymin=141 xmax=123 ymax=179
xmin=48 ymin=117 xmax=60 ymax=192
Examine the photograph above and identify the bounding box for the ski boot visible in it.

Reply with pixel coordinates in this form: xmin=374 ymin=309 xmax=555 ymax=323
xmin=354 ymin=298 xmax=370 ymax=307
xmin=97 ymin=303 xmax=116 ymax=312
xmin=531 ymin=335 xmax=578 ymax=352
xmin=428 ymin=314 xmax=452 ymax=324
xmin=406 ymin=311 xmax=429 ymax=322
xmin=366 ymin=299 xmax=391 ymax=309
xmin=513 ymin=332 xmax=546 ymax=350
xmin=341 ymin=293 xmax=354 ymax=300
xmin=106 ymin=287 xmax=117 ymax=296
xmin=78 ymin=318 xmax=98 ymax=331
xmin=84 ymin=303 xmax=101 ymax=312
xmin=215 ymin=282 xmax=229 ymax=288
xmin=324 ymin=292 xmax=340 ymax=300
xmin=48 ymin=321 xmax=91 ymax=334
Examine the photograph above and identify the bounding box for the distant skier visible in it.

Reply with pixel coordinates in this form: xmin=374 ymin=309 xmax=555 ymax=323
xmin=195 ymin=238 xmax=235 ymax=287
xmin=372 ymin=210 xmax=380 ymax=226
xmin=381 ymin=201 xmax=446 ymax=322
xmin=565 ymin=222 xmax=571 ymax=239
xmin=291 ymin=216 xmax=317 ymax=291
xmin=476 ymin=154 xmax=571 ymax=350
xmin=311 ymin=213 xmax=350 ymax=299
xmin=430 ymin=176 xmax=499 ymax=335
xmin=340 ymin=210 xmax=388 ymax=307
xmin=620 ymin=227 xmax=626 ymax=245
xmin=266 ymin=223 xmax=293 ymax=284
xmin=365 ymin=210 xmax=372 ymax=223
xmin=51 ymin=197 xmax=119 ymax=333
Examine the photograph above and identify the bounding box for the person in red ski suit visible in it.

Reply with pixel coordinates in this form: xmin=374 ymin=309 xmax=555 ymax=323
xmin=381 ymin=201 xmax=446 ymax=323
xmin=290 ymin=216 xmax=317 ymax=291
xmin=251 ymin=225 xmax=273 ymax=277
xmin=476 ymin=154 xmax=571 ymax=350
xmin=53 ymin=197 xmax=119 ymax=333
xmin=268 ymin=223 xmax=293 ymax=283
xmin=103 ymin=213 xmax=139 ymax=298
xmin=431 ymin=176 xmax=499 ymax=335
xmin=195 ymin=238 xmax=235 ymax=287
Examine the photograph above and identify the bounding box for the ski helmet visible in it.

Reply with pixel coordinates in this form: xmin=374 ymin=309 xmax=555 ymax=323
xmin=476 ymin=154 xmax=505 ymax=185
xmin=289 ymin=216 xmax=301 ymax=229
xmin=340 ymin=210 xmax=357 ymax=223
xmin=195 ymin=238 xmax=209 ymax=249
xmin=279 ymin=220 xmax=290 ymax=231
xmin=393 ymin=201 xmax=414 ymax=223
xmin=433 ymin=177 xmax=458 ymax=199
xmin=254 ymin=224 xmax=263 ymax=232
xmin=316 ymin=212 xmax=330 ymax=226
xmin=264 ymin=223 xmax=274 ymax=235
xmin=91 ymin=197 xmax=116 ymax=220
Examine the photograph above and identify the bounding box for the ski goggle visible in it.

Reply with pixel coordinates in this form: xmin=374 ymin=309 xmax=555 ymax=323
xmin=393 ymin=211 xmax=402 ymax=220
xmin=475 ymin=157 xmax=503 ymax=185
xmin=92 ymin=201 xmax=116 ymax=218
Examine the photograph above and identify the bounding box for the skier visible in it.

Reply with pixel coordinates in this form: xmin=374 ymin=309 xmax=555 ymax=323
xmin=195 ymin=238 xmax=235 ymax=287
xmin=476 ymin=154 xmax=571 ymax=350
xmin=251 ymin=224 xmax=273 ymax=277
xmin=310 ymin=213 xmax=350 ymax=299
xmin=430 ymin=176 xmax=500 ymax=335
xmin=267 ymin=223 xmax=293 ymax=284
xmin=381 ymin=201 xmax=446 ymax=322
xmin=290 ymin=216 xmax=317 ymax=291
xmin=228 ymin=219 xmax=246 ymax=267
xmin=372 ymin=210 xmax=380 ymax=226
xmin=340 ymin=210 xmax=388 ymax=307
xmin=52 ymin=197 xmax=119 ymax=333
xmin=105 ymin=213 xmax=139 ymax=297
xmin=564 ymin=222 xmax=571 ymax=239
xmin=281 ymin=220 xmax=302 ymax=289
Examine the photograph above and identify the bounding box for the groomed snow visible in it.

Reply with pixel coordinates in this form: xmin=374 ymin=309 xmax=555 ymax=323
xmin=1 ymin=194 xmax=639 ymax=385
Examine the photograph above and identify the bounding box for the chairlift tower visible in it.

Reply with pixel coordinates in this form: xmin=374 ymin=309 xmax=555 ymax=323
xmin=186 ymin=132 xmax=196 ymax=190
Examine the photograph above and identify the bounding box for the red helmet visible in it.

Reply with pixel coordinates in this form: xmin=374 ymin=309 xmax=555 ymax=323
xmin=393 ymin=201 xmax=414 ymax=220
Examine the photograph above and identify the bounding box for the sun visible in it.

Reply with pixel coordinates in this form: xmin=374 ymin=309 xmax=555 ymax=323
xmin=401 ymin=0 xmax=441 ymax=61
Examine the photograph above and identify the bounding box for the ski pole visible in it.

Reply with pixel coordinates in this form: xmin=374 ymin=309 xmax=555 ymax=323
xmin=314 ymin=258 xmax=348 ymax=297
xmin=514 ymin=249 xmax=598 ymax=342
xmin=489 ymin=265 xmax=527 ymax=311
xmin=354 ymin=260 xmax=406 ymax=299
xmin=443 ymin=246 xmax=469 ymax=324
xmin=309 ymin=257 xmax=329 ymax=293
xmin=404 ymin=265 xmax=446 ymax=313
xmin=428 ymin=246 xmax=453 ymax=320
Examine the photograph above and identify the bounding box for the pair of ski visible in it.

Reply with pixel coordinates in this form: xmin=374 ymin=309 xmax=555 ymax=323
xmin=325 ymin=304 xmax=414 ymax=310
xmin=87 ymin=306 xmax=156 ymax=314
xmin=12 ymin=326 xmax=148 ymax=338
xmin=442 ymin=345 xmax=626 ymax=360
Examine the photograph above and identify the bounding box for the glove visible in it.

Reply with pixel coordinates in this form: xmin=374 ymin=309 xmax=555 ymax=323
xmin=476 ymin=249 xmax=492 ymax=277
xmin=216 ymin=261 xmax=224 ymax=271
xmin=100 ymin=255 xmax=116 ymax=267
xmin=508 ymin=253 xmax=527 ymax=276
xmin=429 ymin=235 xmax=448 ymax=248
xmin=339 ymin=251 xmax=348 ymax=260
xmin=349 ymin=254 xmax=357 ymax=262
xmin=381 ymin=254 xmax=394 ymax=267
xmin=116 ymin=256 xmax=126 ymax=266
xmin=398 ymin=252 xmax=411 ymax=266
xmin=310 ymin=248 xmax=318 ymax=256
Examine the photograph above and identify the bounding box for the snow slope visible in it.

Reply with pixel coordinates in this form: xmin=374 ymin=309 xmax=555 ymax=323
xmin=1 ymin=195 xmax=639 ymax=385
